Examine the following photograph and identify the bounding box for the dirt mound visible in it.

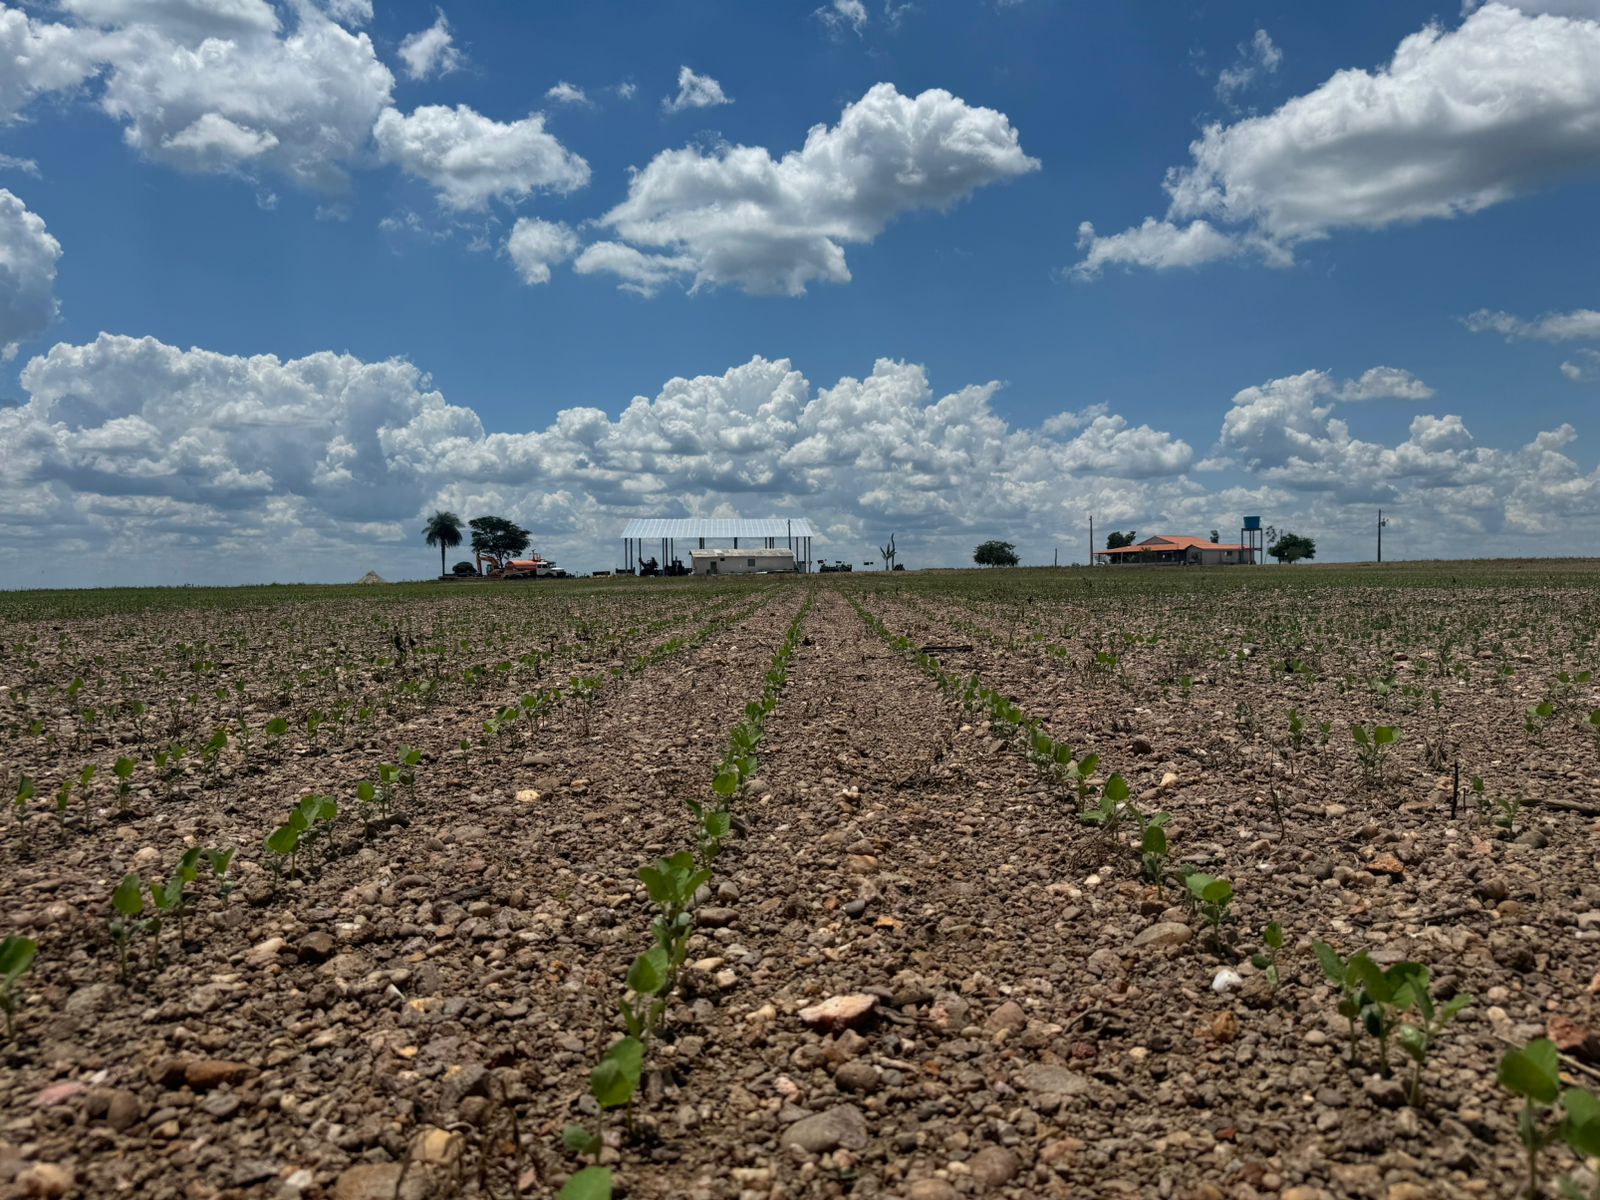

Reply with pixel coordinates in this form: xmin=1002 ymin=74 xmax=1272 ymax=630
xmin=355 ymin=570 xmax=387 ymax=585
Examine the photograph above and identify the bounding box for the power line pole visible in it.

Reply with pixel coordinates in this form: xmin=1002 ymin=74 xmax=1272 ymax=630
xmin=1377 ymin=509 xmax=1388 ymax=563
xmin=1088 ymin=514 xmax=1093 ymax=567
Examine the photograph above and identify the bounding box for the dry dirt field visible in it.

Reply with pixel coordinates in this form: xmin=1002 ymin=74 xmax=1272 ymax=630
xmin=2 ymin=562 xmax=1599 ymax=1200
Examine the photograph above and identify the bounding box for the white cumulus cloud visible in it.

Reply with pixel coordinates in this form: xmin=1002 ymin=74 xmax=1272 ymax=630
xmin=1216 ymin=28 xmax=1282 ymax=99
xmin=545 ymin=81 xmax=590 ymax=106
xmin=0 ymin=4 xmax=102 ymax=124
xmin=662 ymin=66 xmax=732 ymax=113
xmin=0 ymin=189 xmax=61 ymax=360
xmin=1078 ymin=3 xmax=1600 ymax=275
xmin=374 ymin=104 xmax=590 ymax=211
xmin=588 ymin=82 xmax=1038 ymax=296
xmin=506 ymin=218 xmax=579 ymax=284
xmin=397 ymin=9 xmax=462 ymax=81
xmin=1464 ymin=306 xmax=1600 ymax=341
xmin=4 ymin=334 xmax=1593 ymax=585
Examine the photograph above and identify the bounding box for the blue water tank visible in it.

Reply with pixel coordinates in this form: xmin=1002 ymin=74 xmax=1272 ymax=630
xmin=1242 ymin=516 xmax=1261 ymax=531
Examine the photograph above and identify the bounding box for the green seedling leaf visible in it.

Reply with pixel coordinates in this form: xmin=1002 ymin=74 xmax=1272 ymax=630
xmin=1263 ymin=922 xmax=1284 ymax=950
xmin=265 ymin=825 xmax=299 ymax=856
xmin=589 ymin=1037 xmax=643 ymax=1109
xmin=1563 ymin=1088 xmax=1600 ymax=1159
xmin=112 ymin=874 xmax=144 ymax=917
xmin=0 ymin=935 xmax=37 ymax=980
xmin=557 ymin=1166 xmax=613 ymax=1200
xmin=626 ymin=947 xmax=670 ymax=996
xmin=561 ymin=1125 xmax=602 ymax=1157
xmin=1500 ymin=1038 xmax=1561 ymax=1104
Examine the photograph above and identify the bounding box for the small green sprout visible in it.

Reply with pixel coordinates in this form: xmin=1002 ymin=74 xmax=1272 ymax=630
xmin=1500 ymin=1039 xmax=1562 ymax=1200
xmin=1183 ymin=871 xmax=1233 ymax=946
xmin=1251 ymin=922 xmax=1285 ymax=992
xmin=110 ymin=873 xmax=144 ymax=981
xmin=1351 ymin=723 xmax=1399 ymax=786
xmin=1141 ymin=822 xmax=1169 ymax=897
xmin=1397 ymin=975 xmax=1473 ymax=1106
xmin=112 ymin=755 xmax=137 ymax=811
xmin=0 ymin=934 xmax=37 ymax=1040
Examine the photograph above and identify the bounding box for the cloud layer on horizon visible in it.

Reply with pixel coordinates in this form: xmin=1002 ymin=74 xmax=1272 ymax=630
xmin=1 ymin=332 xmax=1594 ymax=586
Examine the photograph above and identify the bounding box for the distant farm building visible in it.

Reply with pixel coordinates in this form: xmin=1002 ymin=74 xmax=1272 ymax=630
xmin=619 ymin=517 xmax=814 ymax=576
xmin=690 ymin=548 xmax=797 ymax=575
xmin=1097 ymin=534 xmax=1256 ymax=566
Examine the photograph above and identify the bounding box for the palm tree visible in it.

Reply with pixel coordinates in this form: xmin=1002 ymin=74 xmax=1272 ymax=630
xmin=422 ymin=511 xmax=463 ymax=577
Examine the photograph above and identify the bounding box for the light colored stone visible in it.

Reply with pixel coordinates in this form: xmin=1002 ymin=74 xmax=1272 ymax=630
xmin=780 ymin=1104 xmax=868 ymax=1153
xmin=906 ymin=1181 xmax=959 ymax=1200
xmin=333 ymin=1164 xmax=428 ymax=1200
xmin=412 ymin=1126 xmax=464 ymax=1165
xmin=18 ymin=1163 xmax=75 ymax=1199
xmin=1017 ymin=1063 xmax=1091 ymax=1096
xmin=1159 ymin=772 xmax=1180 ymax=790
xmin=985 ymin=1000 xmax=1026 ymax=1032
xmin=799 ymin=993 xmax=877 ymax=1032
xmin=1129 ymin=921 xmax=1192 ymax=949
xmin=968 ymin=1146 xmax=1019 ymax=1189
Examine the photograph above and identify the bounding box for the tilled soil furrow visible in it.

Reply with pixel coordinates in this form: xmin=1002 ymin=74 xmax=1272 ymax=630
xmin=0 ymin=589 xmax=804 ymax=1200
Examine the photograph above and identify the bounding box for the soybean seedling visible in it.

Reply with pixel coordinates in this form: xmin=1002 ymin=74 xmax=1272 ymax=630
xmin=1397 ymin=974 xmax=1472 ymax=1106
xmin=0 ymin=934 xmax=37 ymax=1040
xmin=557 ymin=1168 xmax=612 ymax=1200
xmin=1141 ymin=821 xmax=1169 ymax=897
xmin=562 ymin=1036 xmax=644 ymax=1177
xmin=1351 ymin=723 xmax=1399 ymax=786
xmin=1314 ymin=942 xmax=1367 ymax=1065
xmin=1339 ymin=951 xmax=1427 ymax=1078
xmin=110 ymin=873 xmax=144 ymax=981
xmin=1079 ymin=774 xmax=1131 ymax=840
xmin=1251 ymin=923 xmax=1285 ymax=993
xmin=112 ymin=756 xmax=136 ymax=812
xmin=1499 ymin=1038 xmax=1562 ymax=1200
xmin=1183 ymin=871 xmax=1233 ymax=947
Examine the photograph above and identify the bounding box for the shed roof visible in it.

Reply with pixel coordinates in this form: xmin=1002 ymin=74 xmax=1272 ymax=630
xmin=621 ymin=517 xmax=813 ymax=539
xmin=688 ymin=547 xmax=796 ymax=559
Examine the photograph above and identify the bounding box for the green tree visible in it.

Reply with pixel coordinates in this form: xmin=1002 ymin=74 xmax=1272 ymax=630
xmin=1209 ymin=529 xmax=1220 ymax=543
xmin=422 ymin=510 xmax=463 ymax=577
xmin=973 ymin=540 xmax=1019 ymax=567
xmin=1268 ymin=532 xmax=1316 ymax=564
xmin=1106 ymin=531 xmax=1135 ymax=549
xmin=469 ymin=516 xmax=532 ymax=571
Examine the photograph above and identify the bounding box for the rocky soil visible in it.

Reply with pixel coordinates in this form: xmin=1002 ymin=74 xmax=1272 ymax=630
xmin=2 ymin=572 xmax=1598 ymax=1200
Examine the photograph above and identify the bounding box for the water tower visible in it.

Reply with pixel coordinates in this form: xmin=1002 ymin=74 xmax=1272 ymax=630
xmin=1241 ymin=516 xmax=1264 ymax=565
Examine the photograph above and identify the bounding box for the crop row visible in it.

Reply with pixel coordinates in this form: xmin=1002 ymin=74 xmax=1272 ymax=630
xmin=1 ymin=590 xmax=784 ymax=1046
xmin=851 ymin=590 xmax=1600 ymax=1193
xmin=557 ymin=590 xmax=816 ymax=1200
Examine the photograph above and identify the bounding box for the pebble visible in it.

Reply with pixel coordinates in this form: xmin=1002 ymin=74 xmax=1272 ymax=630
xmin=1129 ymin=922 xmax=1192 ymax=949
xmin=105 ymin=1089 xmax=141 ymax=1132
xmin=834 ymin=1061 xmax=879 ymax=1093
xmin=780 ymin=1104 xmax=868 ymax=1154
xmin=985 ymin=1000 xmax=1027 ymax=1032
xmin=17 ymin=1164 xmax=74 ymax=1199
xmin=297 ymin=932 xmax=336 ymax=962
xmin=799 ymin=993 xmax=877 ymax=1032
xmin=696 ymin=907 xmax=737 ymax=928
xmin=906 ymin=1181 xmax=959 ymax=1200
xmin=333 ymin=1164 xmax=427 ymax=1200
xmin=968 ymin=1146 xmax=1020 ymax=1189
xmin=1211 ymin=969 xmax=1243 ymax=994
xmin=1368 ymin=853 xmax=1406 ymax=877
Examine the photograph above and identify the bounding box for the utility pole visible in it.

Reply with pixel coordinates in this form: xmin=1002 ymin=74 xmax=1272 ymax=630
xmin=1377 ymin=509 xmax=1388 ymax=563
xmin=1088 ymin=514 xmax=1093 ymax=567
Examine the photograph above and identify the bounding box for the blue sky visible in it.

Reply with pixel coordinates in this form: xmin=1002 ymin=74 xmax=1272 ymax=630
xmin=2 ymin=0 xmax=1598 ymax=584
